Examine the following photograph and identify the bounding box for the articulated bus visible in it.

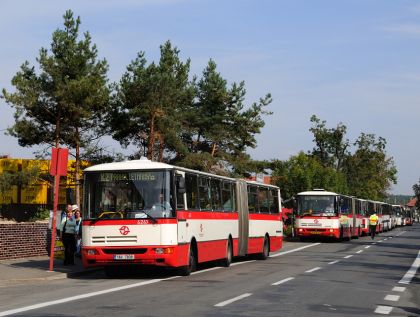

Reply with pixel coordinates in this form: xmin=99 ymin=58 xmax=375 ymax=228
xmin=294 ymin=190 xmax=363 ymax=240
xmin=81 ymin=158 xmax=283 ymax=276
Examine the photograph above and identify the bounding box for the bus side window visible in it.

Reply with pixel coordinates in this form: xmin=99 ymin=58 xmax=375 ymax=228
xmin=198 ymin=176 xmax=211 ymax=211
xmin=176 ymin=175 xmax=185 ymax=210
xmin=248 ymin=186 xmax=258 ymax=213
xmin=258 ymin=187 xmax=269 ymax=213
xmin=211 ymin=178 xmax=222 ymax=211
xmin=222 ymin=181 xmax=233 ymax=212
xmin=186 ymin=173 xmax=199 ymax=210
xmin=271 ymin=189 xmax=279 ymax=214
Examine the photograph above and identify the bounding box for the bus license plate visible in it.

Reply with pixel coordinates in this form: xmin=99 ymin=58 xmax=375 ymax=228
xmin=113 ymin=254 xmax=135 ymax=260
xmin=310 ymin=231 xmax=321 ymax=234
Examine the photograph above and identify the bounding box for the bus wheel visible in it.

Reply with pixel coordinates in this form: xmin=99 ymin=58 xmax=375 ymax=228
xmin=257 ymin=236 xmax=270 ymax=260
xmin=220 ymin=238 xmax=233 ymax=267
xmin=179 ymin=243 xmax=197 ymax=276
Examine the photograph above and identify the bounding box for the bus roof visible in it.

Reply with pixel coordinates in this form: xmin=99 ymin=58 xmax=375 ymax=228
xmin=297 ymin=190 xmax=338 ymax=196
xmin=84 ymin=158 xmax=279 ymax=189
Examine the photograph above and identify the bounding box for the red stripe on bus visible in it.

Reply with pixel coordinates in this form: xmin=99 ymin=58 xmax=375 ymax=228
xmin=177 ymin=210 xmax=239 ymax=220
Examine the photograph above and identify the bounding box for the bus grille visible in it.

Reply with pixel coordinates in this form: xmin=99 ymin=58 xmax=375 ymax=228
xmin=91 ymin=235 xmax=138 ymax=244
xmin=102 ymin=248 xmax=147 ymax=254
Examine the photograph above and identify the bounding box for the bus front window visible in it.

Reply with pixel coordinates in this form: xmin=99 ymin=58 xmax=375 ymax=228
xmin=85 ymin=170 xmax=174 ymax=219
xmin=297 ymin=195 xmax=336 ymax=216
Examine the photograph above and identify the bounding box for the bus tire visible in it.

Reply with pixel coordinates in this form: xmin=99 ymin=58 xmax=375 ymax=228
xmin=257 ymin=236 xmax=270 ymax=260
xmin=220 ymin=238 xmax=233 ymax=267
xmin=178 ymin=242 xmax=197 ymax=276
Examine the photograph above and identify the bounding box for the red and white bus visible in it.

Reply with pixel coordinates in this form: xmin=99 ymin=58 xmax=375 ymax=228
xmin=293 ymin=190 xmax=357 ymax=240
xmin=81 ymin=158 xmax=283 ymax=276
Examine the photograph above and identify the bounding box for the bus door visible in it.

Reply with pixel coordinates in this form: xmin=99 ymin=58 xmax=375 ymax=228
xmin=236 ymin=180 xmax=249 ymax=256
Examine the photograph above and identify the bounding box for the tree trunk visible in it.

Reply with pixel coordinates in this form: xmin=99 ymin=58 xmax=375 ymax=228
xmin=211 ymin=143 xmax=217 ymax=157
xmin=147 ymin=113 xmax=156 ymax=160
xmin=158 ymin=133 xmax=165 ymax=162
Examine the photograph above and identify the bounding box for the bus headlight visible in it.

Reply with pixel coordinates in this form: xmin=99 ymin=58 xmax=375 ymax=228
xmin=87 ymin=249 xmax=99 ymax=255
xmin=155 ymin=247 xmax=174 ymax=254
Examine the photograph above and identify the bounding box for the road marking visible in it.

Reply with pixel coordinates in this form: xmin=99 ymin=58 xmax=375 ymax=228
xmin=392 ymin=286 xmax=405 ymax=292
xmin=365 ymin=246 xmax=371 ymax=249
xmin=384 ymin=238 xmax=388 ymax=241
xmin=305 ymin=267 xmax=321 ymax=273
xmin=270 ymin=243 xmax=321 ymax=257
xmin=374 ymin=305 xmax=393 ymax=315
xmin=356 ymin=250 xmax=363 ymax=254
xmin=0 ymin=279 xmax=163 ymax=317
xmin=377 ymin=240 xmax=384 ymax=243
xmin=384 ymin=294 xmax=400 ymax=301
xmin=328 ymin=260 xmax=339 ymax=265
xmin=230 ymin=260 xmax=256 ymax=267
xmin=272 ymin=277 xmax=295 ymax=286
xmin=398 ymin=250 xmax=420 ymax=285
xmin=214 ymin=293 xmax=252 ymax=307
xmin=372 ymin=242 xmax=377 ymax=245
xmin=191 ymin=267 xmax=222 ymax=275
xmin=344 ymin=255 xmax=353 ymax=259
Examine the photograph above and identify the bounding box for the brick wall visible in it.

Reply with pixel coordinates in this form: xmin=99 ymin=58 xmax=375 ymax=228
xmin=0 ymin=223 xmax=52 ymax=260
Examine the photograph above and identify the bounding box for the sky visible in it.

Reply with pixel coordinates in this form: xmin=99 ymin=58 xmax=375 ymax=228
xmin=1 ymin=0 xmax=419 ymax=195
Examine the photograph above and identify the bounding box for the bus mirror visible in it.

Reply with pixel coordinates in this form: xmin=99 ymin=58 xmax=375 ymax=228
xmin=177 ymin=176 xmax=186 ymax=194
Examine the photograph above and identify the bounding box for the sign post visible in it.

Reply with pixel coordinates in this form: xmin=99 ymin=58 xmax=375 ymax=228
xmin=49 ymin=147 xmax=68 ymax=271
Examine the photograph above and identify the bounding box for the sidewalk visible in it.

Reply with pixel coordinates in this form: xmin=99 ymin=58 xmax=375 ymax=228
xmin=0 ymin=256 xmax=99 ymax=286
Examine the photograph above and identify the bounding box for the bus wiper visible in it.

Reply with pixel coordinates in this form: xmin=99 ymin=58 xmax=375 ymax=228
xmin=139 ymin=210 xmax=158 ymax=223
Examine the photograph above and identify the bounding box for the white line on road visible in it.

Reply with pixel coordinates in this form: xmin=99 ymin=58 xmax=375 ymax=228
xmin=384 ymin=294 xmax=400 ymax=301
xmin=398 ymin=250 xmax=420 ymax=285
xmin=356 ymin=250 xmax=363 ymax=254
xmin=365 ymin=246 xmax=371 ymax=249
xmin=344 ymin=255 xmax=353 ymax=259
xmin=392 ymin=286 xmax=406 ymax=292
xmin=374 ymin=305 xmax=393 ymax=315
xmin=214 ymin=293 xmax=252 ymax=307
xmin=305 ymin=267 xmax=321 ymax=273
xmin=328 ymin=260 xmax=340 ymax=265
xmin=384 ymin=238 xmax=388 ymax=241
xmin=270 ymin=243 xmax=321 ymax=257
xmin=272 ymin=277 xmax=295 ymax=286
xmin=0 ymin=279 xmax=163 ymax=317
xmin=230 ymin=260 xmax=256 ymax=267
xmin=191 ymin=266 xmax=222 ymax=275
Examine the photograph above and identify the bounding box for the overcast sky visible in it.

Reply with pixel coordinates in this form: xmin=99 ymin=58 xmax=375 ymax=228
xmin=1 ymin=0 xmax=419 ymax=195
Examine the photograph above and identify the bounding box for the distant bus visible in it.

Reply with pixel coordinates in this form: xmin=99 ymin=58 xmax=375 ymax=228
xmin=294 ymin=190 xmax=361 ymax=240
xmin=392 ymin=205 xmax=404 ymax=226
xmin=81 ymin=158 xmax=283 ymax=276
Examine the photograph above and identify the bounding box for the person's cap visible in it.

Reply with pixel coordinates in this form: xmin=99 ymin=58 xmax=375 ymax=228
xmin=71 ymin=204 xmax=79 ymax=211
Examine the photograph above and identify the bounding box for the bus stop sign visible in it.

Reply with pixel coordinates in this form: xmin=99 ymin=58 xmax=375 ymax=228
xmin=50 ymin=148 xmax=68 ymax=176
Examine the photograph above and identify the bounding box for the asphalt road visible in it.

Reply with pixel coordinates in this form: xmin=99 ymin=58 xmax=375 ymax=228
xmin=0 ymin=224 xmax=419 ymax=317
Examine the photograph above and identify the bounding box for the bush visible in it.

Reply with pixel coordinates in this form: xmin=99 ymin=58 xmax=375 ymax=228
xmin=28 ymin=208 xmax=50 ymax=222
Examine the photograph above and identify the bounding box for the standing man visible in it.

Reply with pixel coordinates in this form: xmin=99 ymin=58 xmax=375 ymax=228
xmin=369 ymin=212 xmax=379 ymax=240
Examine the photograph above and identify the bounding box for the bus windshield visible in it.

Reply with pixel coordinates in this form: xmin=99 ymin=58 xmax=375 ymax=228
xmin=392 ymin=206 xmax=402 ymax=216
xmin=297 ymin=195 xmax=336 ymax=216
xmin=84 ymin=170 xmax=174 ymax=219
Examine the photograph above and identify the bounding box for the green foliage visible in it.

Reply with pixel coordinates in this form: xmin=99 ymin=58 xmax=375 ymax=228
xmin=413 ymin=179 xmax=420 ymax=208
xmin=28 ymin=208 xmax=50 ymax=222
xmin=272 ymin=116 xmax=397 ymax=201
xmin=271 ymin=152 xmax=348 ymax=200
xmin=108 ymin=41 xmax=193 ymax=162
xmin=344 ymin=133 xmax=397 ymax=200
xmin=2 ymin=10 xmax=109 ymax=150
xmin=309 ymin=115 xmax=349 ymax=170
